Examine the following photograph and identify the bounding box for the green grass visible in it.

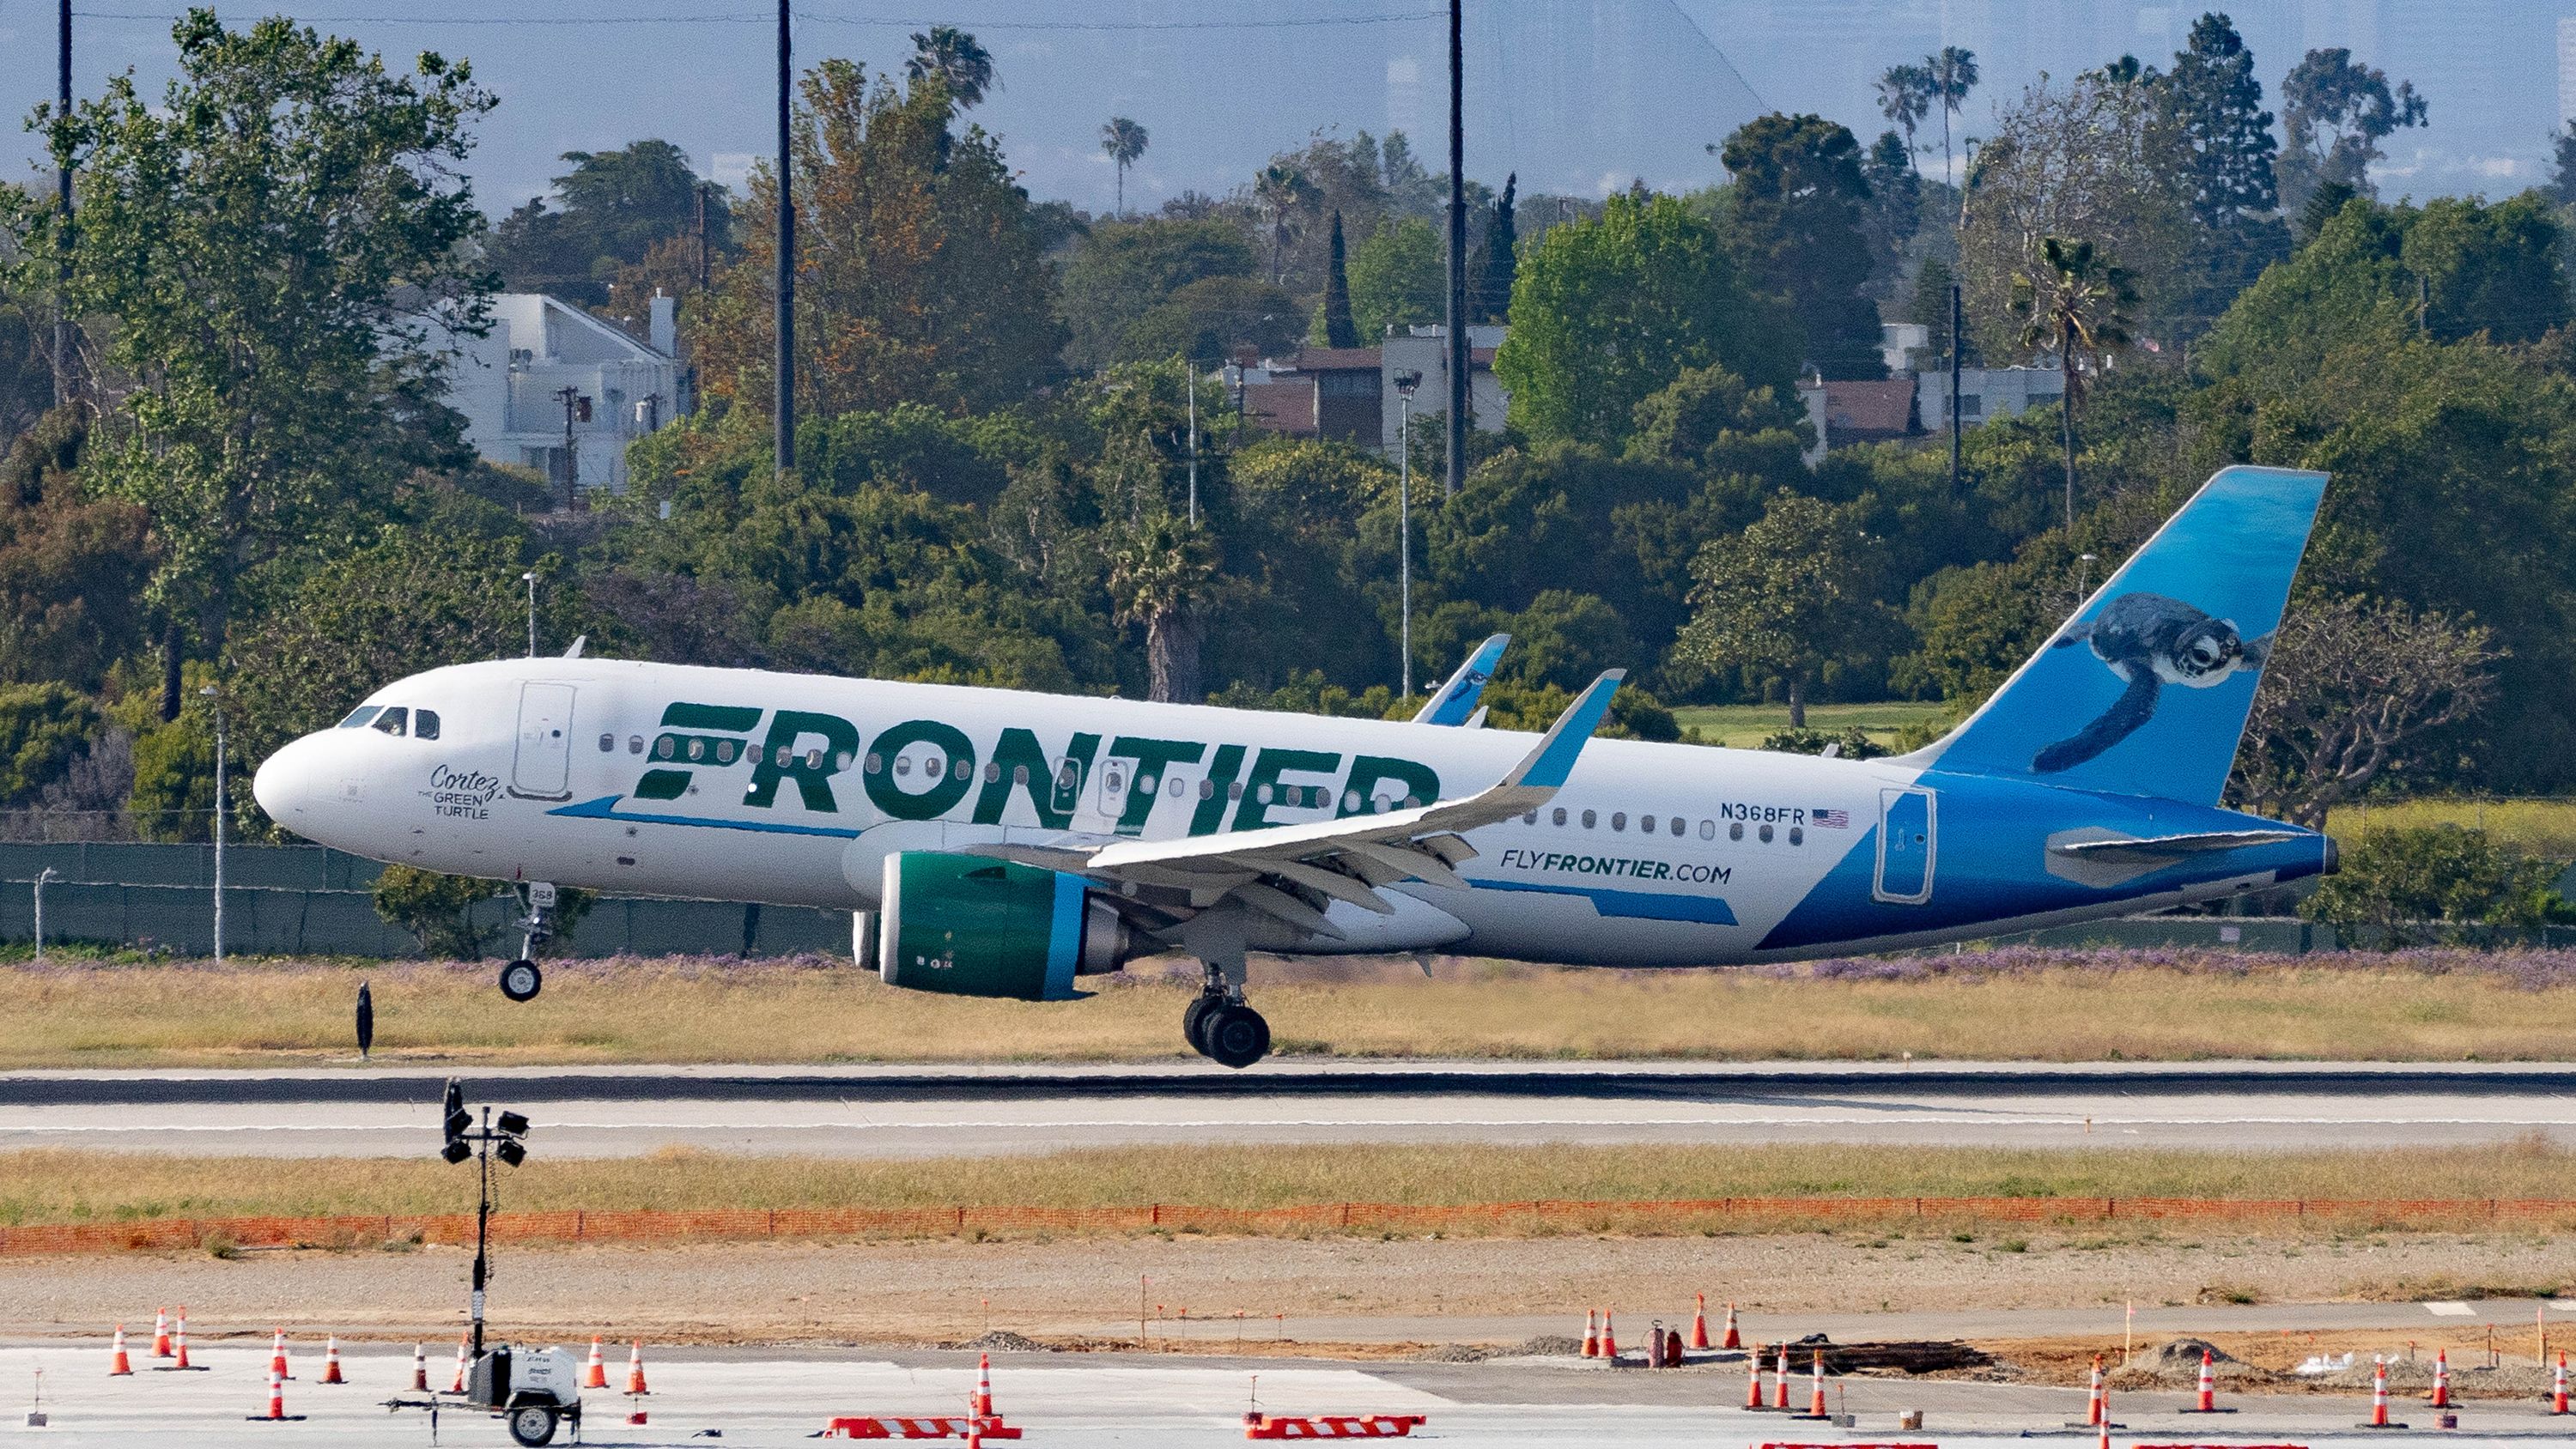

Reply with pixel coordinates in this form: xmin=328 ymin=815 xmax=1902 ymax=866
xmin=2324 ymin=797 xmax=2576 ymax=858
xmin=1670 ymin=699 xmax=1953 ymax=749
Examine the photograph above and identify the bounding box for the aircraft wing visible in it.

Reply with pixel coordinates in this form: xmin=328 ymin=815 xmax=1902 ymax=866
xmin=969 ymin=670 xmax=1622 ymax=940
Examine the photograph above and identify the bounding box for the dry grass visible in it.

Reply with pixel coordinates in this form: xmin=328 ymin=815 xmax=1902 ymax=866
xmin=2326 ymin=797 xmax=2576 ymax=857
xmin=10 ymin=1139 xmax=2576 ymax=1229
xmin=13 ymin=955 xmax=2576 ymax=1067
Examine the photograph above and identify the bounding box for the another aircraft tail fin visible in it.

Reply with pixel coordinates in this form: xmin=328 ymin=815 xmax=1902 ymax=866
xmin=1413 ymin=634 xmax=1510 ymax=725
xmin=1905 ymin=465 xmax=2328 ymax=805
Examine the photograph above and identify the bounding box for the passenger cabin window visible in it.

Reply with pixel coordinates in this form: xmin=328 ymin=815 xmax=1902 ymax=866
xmin=339 ymin=706 xmax=382 ymax=730
xmin=1759 ymin=823 xmax=1775 ymax=843
xmin=1729 ymin=822 xmax=1745 ymax=841
xmin=1700 ymin=820 xmax=1715 ymax=840
xmin=1669 ymin=816 xmax=1684 ymax=837
xmin=370 ymin=706 xmax=409 ymax=737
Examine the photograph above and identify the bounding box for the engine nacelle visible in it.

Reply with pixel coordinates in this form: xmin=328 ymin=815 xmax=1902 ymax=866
xmin=876 ymin=851 xmax=1131 ymax=1000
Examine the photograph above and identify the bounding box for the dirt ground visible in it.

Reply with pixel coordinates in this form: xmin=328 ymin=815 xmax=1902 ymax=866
xmin=4 ymin=1229 xmax=2569 ymax=1356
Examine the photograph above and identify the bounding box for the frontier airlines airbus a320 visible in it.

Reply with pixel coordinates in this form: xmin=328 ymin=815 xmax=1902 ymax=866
xmin=255 ymin=466 xmax=2337 ymax=1067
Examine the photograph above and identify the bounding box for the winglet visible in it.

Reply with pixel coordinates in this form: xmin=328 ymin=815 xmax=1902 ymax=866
xmin=1504 ymin=670 xmax=1623 ymax=791
xmin=1413 ymin=633 xmax=1511 ymax=725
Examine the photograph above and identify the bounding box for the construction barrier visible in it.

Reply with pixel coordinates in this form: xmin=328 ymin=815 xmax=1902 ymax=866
xmin=823 ymin=1417 xmax=1022 ymax=1440
xmin=15 ymin=1196 xmax=2576 ymax=1256
xmin=1244 ymin=1414 xmax=1425 ymax=1440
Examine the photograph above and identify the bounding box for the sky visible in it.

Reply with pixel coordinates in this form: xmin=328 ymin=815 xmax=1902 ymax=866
xmin=0 ymin=1 xmax=2566 ymax=219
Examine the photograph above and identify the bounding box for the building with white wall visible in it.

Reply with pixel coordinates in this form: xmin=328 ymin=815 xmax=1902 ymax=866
xmin=1379 ymin=324 xmax=1508 ymax=456
xmin=444 ymin=292 xmax=686 ymax=500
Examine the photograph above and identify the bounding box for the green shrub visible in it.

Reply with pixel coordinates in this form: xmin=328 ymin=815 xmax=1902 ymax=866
xmin=1757 ymin=724 xmax=1887 ymax=759
xmin=0 ymin=682 xmax=97 ymax=806
xmin=371 ymin=865 xmax=499 ymax=959
xmin=2301 ymin=823 xmax=2561 ymax=946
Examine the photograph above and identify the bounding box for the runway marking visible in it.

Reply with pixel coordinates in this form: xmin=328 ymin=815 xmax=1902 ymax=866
xmin=2424 ymin=1302 xmax=2476 ymax=1316
xmin=7 ymin=1115 xmax=2576 ymax=1133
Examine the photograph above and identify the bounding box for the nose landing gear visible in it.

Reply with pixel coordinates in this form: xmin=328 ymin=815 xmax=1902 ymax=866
xmin=499 ymin=882 xmax=556 ymax=1003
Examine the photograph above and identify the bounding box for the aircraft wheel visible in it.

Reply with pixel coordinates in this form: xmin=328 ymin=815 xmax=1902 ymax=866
xmin=498 ymin=959 xmax=544 ymax=1003
xmin=1182 ymin=995 xmax=1224 ymax=1056
xmin=1201 ymin=1003 xmax=1271 ymax=1070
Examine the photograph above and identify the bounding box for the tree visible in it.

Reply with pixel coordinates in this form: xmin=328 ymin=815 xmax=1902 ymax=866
xmin=2150 ymin=14 xmax=2286 ymax=328
xmin=1100 ymin=115 xmax=1148 ymax=215
xmin=2551 ymin=122 xmax=2576 ymax=208
xmin=1128 ymin=275 xmax=1301 ymax=367
xmin=1924 ymin=45 xmax=1980 ymax=194
xmin=1876 ymin=63 xmax=1932 ymax=173
xmin=905 ymin=26 xmax=995 ymax=110
xmin=2231 ymin=594 xmax=2500 ymax=828
xmin=1346 ymin=216 xmax=1443 ymax=337
xmin=1720 ymin=112 xmax=1886 ymax=379
xmin=2300 ymin=826 xmax=2555 ymax=947
xmin=1470 ymin=173 xmax=1519 ymax=324
xmin=2011 ymin=235 xmax=2134 ymax=529
xmin=1315 ymin=210 xmax=1360 ymax=348
xmin=1959 ymin=70 xmax=2185 ymax=355
xmin=0 ymin=682 xmax=98 ymax=807
xmin=1057 ymin=218 xmax=1258 ymax=373
xmin=2277 ymin=47 xmax=2426 ymax=212
xmin=6 ymin=10 xmax=496 ymax=723
xmin=0 ymin=407 xmax=149 ymax=689
xmin=485 ymin=140 xmax=721 ymax=304
xmin=1255 ymin=163 xmax=1317 ymax=285
xmin=371 ymin=864 xmax=499 ymax=958
xmin=696 ymin=58 xmax=1062 ymax=417
xmin=1907 ymin=255 xmax=1959 ymax=366
xmin=1109 ymin=513 xmax=1218 ymax=703
xmin=1493 ymin=191 xmax=1796 ymax=448
xmin=1674 ymin=490 xmax=1888 ymax=727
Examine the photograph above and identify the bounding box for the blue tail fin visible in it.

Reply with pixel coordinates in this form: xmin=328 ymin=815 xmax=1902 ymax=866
xmin=1910 ymin=465 xmax=2328 ymax=805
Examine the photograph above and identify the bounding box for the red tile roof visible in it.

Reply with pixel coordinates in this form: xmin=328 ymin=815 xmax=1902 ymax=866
xmin=1820 ymin=379 xmax=1917 ymax=440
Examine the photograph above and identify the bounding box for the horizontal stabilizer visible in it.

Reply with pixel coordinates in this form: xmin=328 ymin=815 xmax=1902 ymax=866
xmin=2050 ymin=828 xmax=2305 ymax=861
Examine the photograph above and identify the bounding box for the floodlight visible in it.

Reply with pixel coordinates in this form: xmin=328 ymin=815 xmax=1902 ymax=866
xmin=495 ymin=1110 xmax=530 ymax=1137
xmin=495 ymin=1138 xmax=527 ymax=1168
xmin=441 ymin=1138 xmax=472 ymax=1165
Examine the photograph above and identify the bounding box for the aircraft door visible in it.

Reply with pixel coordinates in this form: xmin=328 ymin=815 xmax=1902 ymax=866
xmin=1873 ymin=787 xmax=1935 ymax=904
xmin=512 ymin=682 xmax=577 ymax=799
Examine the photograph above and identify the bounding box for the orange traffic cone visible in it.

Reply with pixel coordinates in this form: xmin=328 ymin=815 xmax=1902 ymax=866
xmin=151 ymin=1307 xmax=173 ymax=1359
xmin=155 ymin=1310 xmax=204 ymax=1372
xmin=1722 ymin=1301 xmax=1741 ymax=1350
xmin=2430 ymin=1349 xmax=2451 ymax=1408
xmin=625 ymin=1339 xmax=650 ymax=1396
xmin=1690 ymin=1294 xmax=1710 ymax=1350
xmin=2365 ymin=1355 xmax=2396 ymax=1428
xmin=1581 ymin=1308 xmax=1599 ymax=1358
xmin=269 ymin=1328 xmax=291 ymax=1380
xmin=582 ymin=1336 xmax=608 ymax=1390
xmin=2097 ymin=1389 xmax=2112 ymax=1449
xmin=974 ymin=1350 xmax=995 ymax=1417
xmin=1807 ymin=1348 xmax=1827 ymax=1416
xmin=321 ymin=1335 xmax=344 ymax=1385
xmin=2086 ymin=1355 xmax=2105 ymax=1426
xmin=1599 ymin=1308 xmax=1617 ymax=1360
xmin=448 ymin=1331 xmax=469 ymax=1394
xmin=1773 ymin=1344 xmax=1791 ymax=1410
xmin=410 ymin=1343 xmax=428 ymax=1392
xmin=2555 ymin=1351 xmax=2569 ymax=1415
xmin=109 ymin=1325 xmax=133 ymax=1376
xmin=2184 ymin=1348 xmax=2218 ymax=1412
xmin=245 ymin=1366 xmax=306 ymax=1422
xmin=1747 ymin=1348 xmax=1765 ymax=1409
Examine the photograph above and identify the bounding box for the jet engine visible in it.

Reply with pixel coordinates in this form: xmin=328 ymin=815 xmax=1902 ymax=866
xmin=876 ymin=851 xmax=1133 ymax=1000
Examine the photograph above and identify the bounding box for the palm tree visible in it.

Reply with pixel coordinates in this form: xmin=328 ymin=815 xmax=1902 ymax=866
xmin=1254 ymin=163 xmax=1315 ymax=285
xmin=2011 ymin=235 xmax=2136 ymax=530
xmin=904 ymin=26 xmax=996 ymax=108
xmin=1875 ymin=63 xmax=1931 ymax=174
xmin=1923 ymin=45 xmax=1979 ymax=191
xmin=1100 ymin=116 xmax=1149 ymax=215
xmin=1109 ymin=513 xmax=1218 ymax=703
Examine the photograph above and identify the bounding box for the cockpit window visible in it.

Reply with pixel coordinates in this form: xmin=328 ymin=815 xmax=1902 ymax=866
xmin=370 ymin=706 xmax=410 ymax=737
xmin=414 ymin=709 xmax=440 ymax=741
xmin=338 ymin=706 xmax=382 ymax=730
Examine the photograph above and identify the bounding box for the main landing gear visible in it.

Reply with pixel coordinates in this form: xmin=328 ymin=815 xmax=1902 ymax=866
xmin=1184 ymin=970 xmax=1271 ymax=1070
xmin=499 ymin=882 xmax=556 ymax=1003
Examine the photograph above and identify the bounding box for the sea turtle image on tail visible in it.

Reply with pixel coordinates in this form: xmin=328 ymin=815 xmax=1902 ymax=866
xmin=2032 ymin=592 xmax=2270 ymax=773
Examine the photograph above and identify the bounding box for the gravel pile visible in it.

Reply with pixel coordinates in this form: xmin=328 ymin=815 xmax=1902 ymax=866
xmin=2109 ymin=1337 xmax=2276 ymax=1388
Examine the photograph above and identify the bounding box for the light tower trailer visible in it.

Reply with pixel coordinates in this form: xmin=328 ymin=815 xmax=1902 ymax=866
xmin=384 ymin=1344 xmax=584 ymax=1446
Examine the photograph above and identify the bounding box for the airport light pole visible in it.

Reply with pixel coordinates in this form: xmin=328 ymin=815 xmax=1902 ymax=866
xmin=440 ymin=1081 xmax=531 ymax=1360
xmin=1186 ymin=369 xmax=1199 ymax=527
xmin=1394 ymin=369 xmax=1422 ymax=700
xmin=33 ymin=867 xmax=55 ymax=964
xmin=200 ymin=685 xmax=223 ymax=965
xmin=521 ymin=571 xmax=538 ymax=658
xmin=775 ymin=0 xmax=796 ymax=478
xmin=1443 ymin=0 xmax=1466 ymax=500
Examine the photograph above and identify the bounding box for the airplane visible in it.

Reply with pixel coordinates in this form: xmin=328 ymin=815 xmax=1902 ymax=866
xmin=255 ymin=465 xmax=2336 ymax=1068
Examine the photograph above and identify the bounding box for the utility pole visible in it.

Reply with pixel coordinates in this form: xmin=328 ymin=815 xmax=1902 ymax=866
xmin=695 ymin=181 xmax=710 ymax=290
xmin=1948 ymin=281 xmax=1963 ymax=494
xmin=1442 ymin=0 xmax=1466 ymax=500
xmin=201 ymin=686 xmax=223 ymax=965
xmin=521 ymin=571 xmax=538 ymax=658
xmin=53 ymin=0 xmax=73 ymax=404
xmin=1185 ymin=372 xmax=1199 ymax=527
xmin=775 ymin=0 xmax=796 ymax=478
xmin=1394 ymin=370 xmax=1422 ymax=700
xmin=554 ymin=385 xmax=582 ymax=507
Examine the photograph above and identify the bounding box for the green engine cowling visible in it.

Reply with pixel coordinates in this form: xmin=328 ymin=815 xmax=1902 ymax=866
xmin=877 ymin=851 xmax=1132 ymax=1001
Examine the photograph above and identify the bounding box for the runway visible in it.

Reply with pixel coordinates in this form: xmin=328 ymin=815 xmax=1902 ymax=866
xmin=4 ymin=1060 xmax=2573 ymax=1156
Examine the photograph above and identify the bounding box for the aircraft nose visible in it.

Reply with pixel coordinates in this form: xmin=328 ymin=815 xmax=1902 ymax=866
xmin=252 ymin=732 xmax=325 ymax=825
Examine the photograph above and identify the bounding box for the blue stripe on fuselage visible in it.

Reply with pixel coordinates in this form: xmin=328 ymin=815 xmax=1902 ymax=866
xmin=547 ymin=795 xmax=864 ymax=838
xmin=1474 ymin=878 xmax=1738 ymax=925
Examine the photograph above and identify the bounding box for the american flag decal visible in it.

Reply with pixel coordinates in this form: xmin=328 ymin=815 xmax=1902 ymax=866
xmin=1814 ymin=809 xmax=1850 ymax=828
